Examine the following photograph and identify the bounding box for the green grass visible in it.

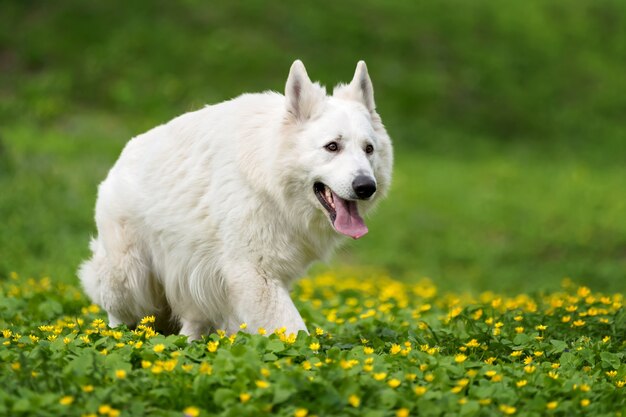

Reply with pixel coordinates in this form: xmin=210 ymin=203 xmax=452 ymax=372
xmin=1 ymin=272 xmax=625 ymax=416
xmin=1 ymin=1 xmax=626 ymax=292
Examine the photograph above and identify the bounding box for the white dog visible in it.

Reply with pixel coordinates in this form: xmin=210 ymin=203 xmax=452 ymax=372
xmin=78 ymin=60 xmax=393 ymax=340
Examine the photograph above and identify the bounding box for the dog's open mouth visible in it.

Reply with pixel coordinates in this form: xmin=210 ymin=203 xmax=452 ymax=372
xmin=314 ymin=182 xmax=368 ymax=239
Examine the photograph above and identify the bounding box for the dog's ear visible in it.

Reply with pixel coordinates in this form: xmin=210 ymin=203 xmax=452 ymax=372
xmin=285 ymin=60 xmax=325 ymax=121
xmin=333 ymin=60 xmax=376 ymax=114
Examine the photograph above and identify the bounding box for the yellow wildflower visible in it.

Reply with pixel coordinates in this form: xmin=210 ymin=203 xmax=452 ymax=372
xmin=499 ymin=405 xmax=516 ymax=415
xmin=239 ymin=393 xmax=251 ymax=403
xmin=183 ymin=406 xmax=200 ymax=417
xmin=373 ymin=372 xmax=387 ymax=381
xmin=255 ymin=380 xmax=269 ymax=388
xmin=59 ymin=396 xmax=74 ymax=405
xmin=396 ymin=408 xmax=410 ymax=417
xmin=387 ymin=378 xmax=401 ymax=388
xmin=454 ymin=354 xmax=467 ymax=363
xmin=348 ymin=394 xmax=360 ymax=407
xmin=294 ymin=408 xmax=308 ymax=417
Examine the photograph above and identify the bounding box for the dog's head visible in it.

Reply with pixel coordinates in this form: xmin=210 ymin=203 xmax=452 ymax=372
xmin=281 ymin=60 xmax=393 ymax=239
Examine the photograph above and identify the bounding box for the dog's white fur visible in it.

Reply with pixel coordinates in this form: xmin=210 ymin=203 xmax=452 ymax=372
xmin=78 ymin=60 xmax=393 ymax=340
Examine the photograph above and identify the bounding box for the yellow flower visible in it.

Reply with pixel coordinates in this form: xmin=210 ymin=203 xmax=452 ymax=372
xmin=499 ymin=405 xmax=516 ymax=415
xmin=546 ymin=401 xmax=558 ymax=410
xmin=454 ymin=354 xmax=467 ymax=363
xmin=396 ymin=408 xmax=410 ymax=417
xmin=239 ymin=393 xmax=251 ymax=403
xmin=390 ymin=344 xmax=402 ymax=355
xmin=606 ymin=370 xmax=617 ymax=378
xmin=535 ymin=324 xmax=547 ymax=331
xmin=524 ymin=365 xmax=536 ymax=374
xmin=414 ymin=386 xmax=427 ymax=396
xmin=387 ymin=378 xmax=401 ymax=388
xmin=364 ymin=347 xmax=374 ymax=355
xmin=572 ymin=320 xmax=585 ymax=327
xmin=309 ymin=342 xmax=320 ymax=351
xmin=348 ymin=394 xmax=360 ymax=407
xmin=239 ymin=323 xmax=247 ymax=330
xmin=373 ymin=372 xmax=387 ymax=381
xmin=577 ymin=286 xmax=591 ymax=297
xmin=465 ymin=339 xmax=480 ymax=348
xmin=115 ymin=369 xmax=126 ymax=379
xmin=315 ymin=327 xmax=324 ymax=336
xmin=515 ymin=327 xmax=524 ymax=334
xmin=153 ymin=344 xmax=165 ymax=353
xmin=255 ymin=380 xmax=269 ymax=388
xmin=257 ymin=327 xmax=267 ymax=335
xmin=207 ymin=341 xmax=219 ymax=353
xmin=183 ymin=406 xmax=201 ymax=417
xmin=424 ymin=373 xmax=435 ymax=382
xmin=192 ymin=361 xmax=208 ymax=375
xmin=59 ymin=396 xmax=74 ymax=405
xmin=580 ymin=399 xmax=590 ymax=407
xmin=294 ymin=408 xmax=308 ymax=417
xmin=98 ymin=404 xmax=112 ymax=414
xmin=82 ymin=385 xmax=94 ymax=393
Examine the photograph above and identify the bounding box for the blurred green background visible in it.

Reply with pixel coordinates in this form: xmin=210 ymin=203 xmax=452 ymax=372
xmin=1 ymin=0 xmax=625 ymax=293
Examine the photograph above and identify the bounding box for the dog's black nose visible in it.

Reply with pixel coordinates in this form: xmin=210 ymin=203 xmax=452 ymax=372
xmin=352 ymin=175 xmax=377 ymax=199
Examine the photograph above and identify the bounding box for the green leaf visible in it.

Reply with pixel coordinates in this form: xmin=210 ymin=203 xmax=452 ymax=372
xmin=513 ymin=333 xmax=530 ymax=345
xmin=549 ymin=339 xmax=568 ymax=354
xmin=600 ymin=352 xmax=621 ymax=369
xmin=266 ymin=339 xmax=285 ymax=353
xmin=213 ymin=388 xmax=236 ymax=406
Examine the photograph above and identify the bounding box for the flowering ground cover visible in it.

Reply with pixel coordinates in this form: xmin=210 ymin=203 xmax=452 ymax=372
xmin=1 ymin=272 xmax=625 ymax=417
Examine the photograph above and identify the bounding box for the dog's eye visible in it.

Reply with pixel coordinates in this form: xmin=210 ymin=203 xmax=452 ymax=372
xmin=365 ymin=144 xmax=374 ymax=154
xmin=324 ymin=142 xmax=339 ymax=152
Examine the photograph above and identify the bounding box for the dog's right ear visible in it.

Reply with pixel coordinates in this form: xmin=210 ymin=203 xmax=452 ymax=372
xmin=285 ymin=60 xmax=325 ymax=122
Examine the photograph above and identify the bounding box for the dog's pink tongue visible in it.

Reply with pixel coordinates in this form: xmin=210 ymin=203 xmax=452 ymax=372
xmin=332 ymin=192 xmax=368 ymax=239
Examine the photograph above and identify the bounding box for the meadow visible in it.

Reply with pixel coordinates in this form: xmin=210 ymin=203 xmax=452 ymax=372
xmin=1 ymin=1 xmax=626 ymax=415
xmin=2 ymin=272 xmax=625 ymax=416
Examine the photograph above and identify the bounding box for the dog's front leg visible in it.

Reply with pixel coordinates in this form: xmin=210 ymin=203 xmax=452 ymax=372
xmin=226 ymin=269 xmax=308 ymax=336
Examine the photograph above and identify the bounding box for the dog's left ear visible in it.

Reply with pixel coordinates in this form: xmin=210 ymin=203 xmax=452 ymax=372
xmin=334 ymin=60 xmax=376 ymax=113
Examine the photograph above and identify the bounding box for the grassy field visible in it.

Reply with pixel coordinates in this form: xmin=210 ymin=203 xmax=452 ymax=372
xmin=1 ymin=2 xmax=626 ymax=416
xmin=2 ymin=271 xmax=626 ymax=416
xmin=2 ymin=0 xmax=626 ymax=293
